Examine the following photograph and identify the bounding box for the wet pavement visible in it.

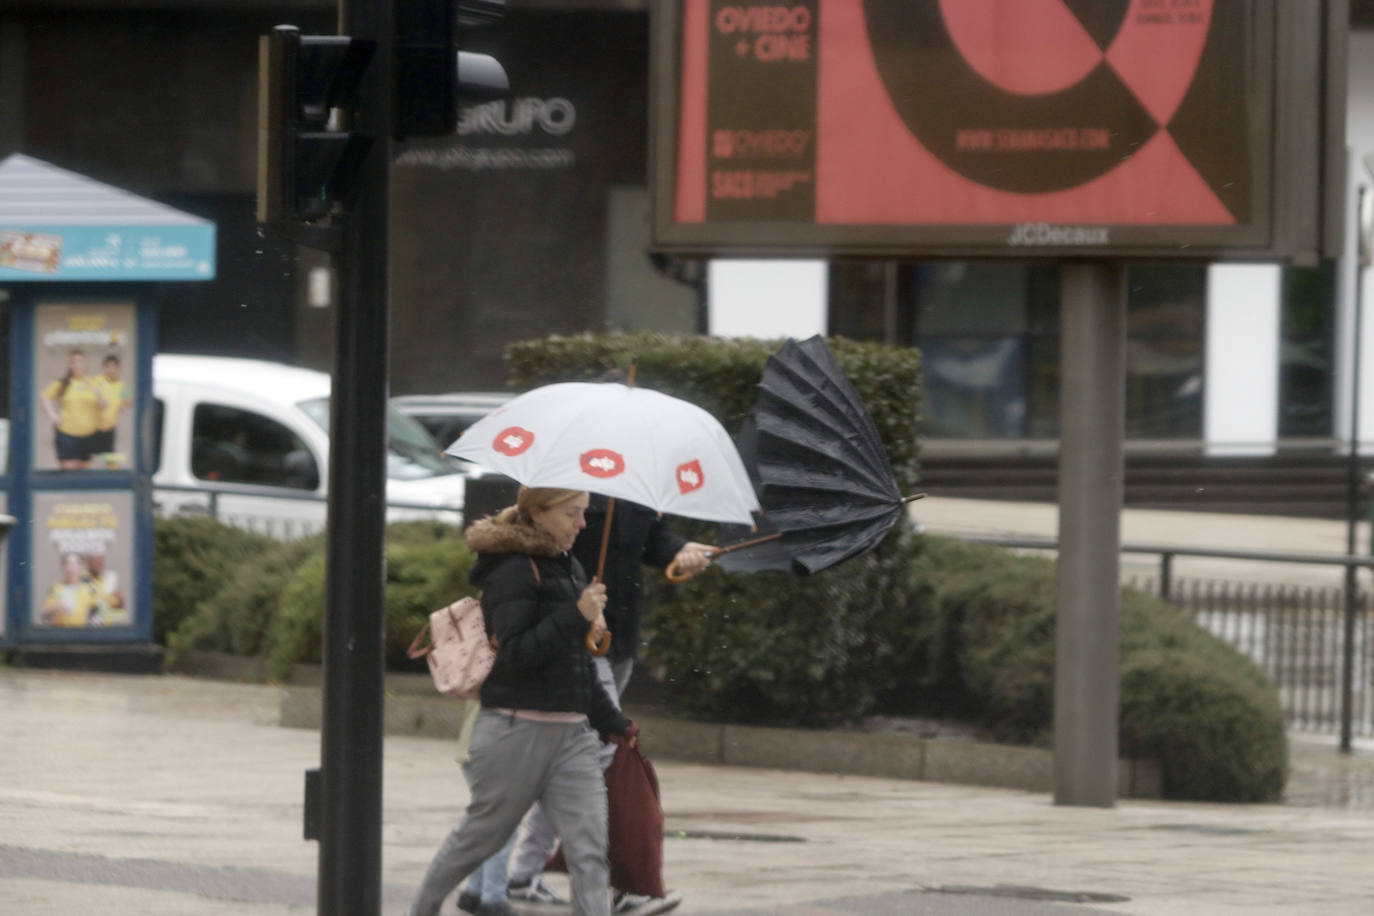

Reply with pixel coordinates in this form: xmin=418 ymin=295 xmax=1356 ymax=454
xmin=3 ymin=669 xmax=1374 ymax=915
xmin=1282 ymin=732 xmax=1374 ymax=810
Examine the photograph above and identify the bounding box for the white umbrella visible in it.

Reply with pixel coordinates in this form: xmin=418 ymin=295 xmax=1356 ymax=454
xmin=445 ymin=382 xmax=760 ymax=526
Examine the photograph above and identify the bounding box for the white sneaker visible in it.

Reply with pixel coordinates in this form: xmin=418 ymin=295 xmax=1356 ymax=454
xmin=507 ymin=874 xmax=568 ymax=906
xmin=611 ymin=890 xmax=683 ymax=916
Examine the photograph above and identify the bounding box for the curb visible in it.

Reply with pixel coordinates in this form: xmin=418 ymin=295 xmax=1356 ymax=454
xmin=277 ymin=679 xmax=1162 ymax=799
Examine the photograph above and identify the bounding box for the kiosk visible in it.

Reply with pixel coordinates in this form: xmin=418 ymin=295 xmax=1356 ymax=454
xmin=0 ymin=154 xmax=215 ymax=666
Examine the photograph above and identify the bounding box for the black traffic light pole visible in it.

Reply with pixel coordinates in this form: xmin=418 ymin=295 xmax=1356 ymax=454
xmin=318 ymin=0 xmax=391 ymax=913
xmin=256 ymin=3 xmax=506 ymax=910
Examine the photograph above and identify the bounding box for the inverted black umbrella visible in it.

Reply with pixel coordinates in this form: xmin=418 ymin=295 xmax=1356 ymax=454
xmin=669 ymin=335 xmax=922 ymax=580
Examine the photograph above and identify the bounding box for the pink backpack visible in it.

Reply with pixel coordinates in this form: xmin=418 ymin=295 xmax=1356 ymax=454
xmin=407 ymin=597 xmax=494 ymax=699
xmin=406 ymin=558 xmax=537 ymax=699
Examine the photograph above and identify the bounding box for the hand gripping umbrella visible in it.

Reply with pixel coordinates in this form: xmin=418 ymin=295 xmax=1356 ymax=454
xmin=668 ymin=335 xmax=922 ymax=580
xmin=446 ymin=380 xmax=761 ymax=649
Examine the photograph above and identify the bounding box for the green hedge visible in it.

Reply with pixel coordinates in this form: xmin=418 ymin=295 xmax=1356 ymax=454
xmin=912 ymin=537 xmax=1288 ymax=802
xmin=156 ymin=517 xmax=470 ymax=679
xmin=165 ymin=533 xmax=321 ymax=666
xmin=643 ymin=524 xmax=927 ymax=726
xmin=504 ymin=332 xmax=923 ymax=494
xmin=267 ymin=522 xmax=476 ymax=679
xmin=646 ymin=533 xmax=1287 ymax=801
xmin=153 ymin=516 xmax=288 ymax=648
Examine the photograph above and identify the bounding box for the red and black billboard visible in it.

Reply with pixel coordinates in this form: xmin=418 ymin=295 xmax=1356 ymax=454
xmin=651 ymin=0 xmax=1345 ymax=260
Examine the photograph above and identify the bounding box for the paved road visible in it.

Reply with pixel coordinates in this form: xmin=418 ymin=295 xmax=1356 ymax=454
xmin=3 ymin=669 xmax=1374 ymax=915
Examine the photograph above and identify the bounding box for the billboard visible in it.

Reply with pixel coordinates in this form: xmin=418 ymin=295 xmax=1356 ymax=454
xmin=651 ymin=0 xmax=1346 ymax=260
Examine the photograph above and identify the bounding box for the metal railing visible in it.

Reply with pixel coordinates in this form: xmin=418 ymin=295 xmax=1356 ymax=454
xmin=951 ymin=533 xmax=1374 ymax=743
xmin=152 ymin=483 xmax=463 ymax=541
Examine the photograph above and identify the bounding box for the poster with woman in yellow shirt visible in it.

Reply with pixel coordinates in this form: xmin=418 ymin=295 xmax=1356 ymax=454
xmin=90 ymin=353 xmax=133 ymax=469
xmin=40 ymin=350 xmax=105 ymax=470
xmin=39 ymin=552 xmax=100 ymax=626
xmin=33 ymin=303 xmax=136 ymax=472
xmin=32 ymin=492 xmax=135 ymax=629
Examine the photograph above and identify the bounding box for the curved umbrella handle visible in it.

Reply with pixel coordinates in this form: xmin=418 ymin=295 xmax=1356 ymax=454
xmin=664 ymin=532 xmax=783 ymax=583
xmin=665 ymin=549 xmax=730 ymax=585
xmin=586 ymin=626 xmax=612 ymax=656
xmin=664 ymin=558 xmax=691 ymax=584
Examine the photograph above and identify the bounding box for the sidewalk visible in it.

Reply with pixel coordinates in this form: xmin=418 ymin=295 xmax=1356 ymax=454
xmin=912 ymin=496 xmax=1371 ymax=589
xmin=3 ymin=669 xmax=1374 ymax=915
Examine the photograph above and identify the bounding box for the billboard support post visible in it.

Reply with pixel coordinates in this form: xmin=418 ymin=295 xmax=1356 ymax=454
xmin=1054 ymin=261 xmax=1125 ymax=807
xmin=1342 ymin=180 xmax=1372 ymax=755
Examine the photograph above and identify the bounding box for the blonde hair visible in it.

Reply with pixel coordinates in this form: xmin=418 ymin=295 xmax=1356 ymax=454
xmin=494 ymin=486 xmax=586 ymax=526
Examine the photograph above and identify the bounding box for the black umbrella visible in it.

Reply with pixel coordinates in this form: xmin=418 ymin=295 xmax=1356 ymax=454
xmin=670 ymin=336 xmax=922 ymax=579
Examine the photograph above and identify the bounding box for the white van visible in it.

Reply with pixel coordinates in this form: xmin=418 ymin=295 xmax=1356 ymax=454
xmin=152 ymin=355 xmax=470 ymax=537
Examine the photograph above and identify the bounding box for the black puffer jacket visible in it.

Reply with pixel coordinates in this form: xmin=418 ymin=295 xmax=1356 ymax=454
xmin=571 ymin=495 xmax=686 ymax=664
xmin=467 ymin=515 xmax=629 ymax=736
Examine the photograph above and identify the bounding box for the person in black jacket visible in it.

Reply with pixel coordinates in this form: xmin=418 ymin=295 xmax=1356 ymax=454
xmin=407 ymin=487 xmax=633 ymax=916
xmin=507 ymin=495 xmax=711 ymax=915
xmin=576 ymin=495 xmax=712 ymax=693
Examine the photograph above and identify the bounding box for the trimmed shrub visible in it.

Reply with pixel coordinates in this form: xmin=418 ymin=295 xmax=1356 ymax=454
xmin=152 ymin=516 xmax=282 ymax=646
xmin=910 ymin=536 xmax=1288 ymax=802
xmin=164 ymin=534 xmax=321 ymax=666
xmin=268 ymin=524 xmax=475 ymax=678
xmin=643 ymin=524 xmax=927 ymax=726
xmin=504 ymin=332 xmax=923 ymax=494
xmin=1117 ymin=589 xmax=1288 ymax=802
xmin=650 ymin=531 xmax=1287 ymax=800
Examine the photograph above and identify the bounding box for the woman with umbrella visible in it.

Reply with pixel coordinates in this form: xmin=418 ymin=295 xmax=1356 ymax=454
xmin=444 ymin=377 xmax=760 ymax=914
xmin=507 ymin=493 xmax=708 ymax=914
xmin=407 ymin=486 xmax=635 ymax=916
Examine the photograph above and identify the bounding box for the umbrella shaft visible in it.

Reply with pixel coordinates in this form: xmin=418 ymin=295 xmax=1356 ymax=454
xmin=711 ymin=531 xmax=783 ymax=557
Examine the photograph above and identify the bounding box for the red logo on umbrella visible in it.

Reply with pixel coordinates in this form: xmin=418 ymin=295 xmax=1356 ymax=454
xmin=580 ymin=449 xmax=625 ymax=478
xmin=677 ymin=459 xmax=704 ymax=494
xmin=493 ymin=427 xmax=535 ymax=456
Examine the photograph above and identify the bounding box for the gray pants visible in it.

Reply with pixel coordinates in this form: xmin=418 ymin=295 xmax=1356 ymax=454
xmin=509 ymin=657 xmax=632 ymax=886
xmin=408 ymin=710 xmax=611 ymax=916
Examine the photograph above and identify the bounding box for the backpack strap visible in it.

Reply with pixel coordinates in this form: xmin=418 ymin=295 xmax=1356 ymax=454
xmin=529 ymin=556 xmax=540 ymax=584
xmin=405 ymin=622 xmax=432 ymax=659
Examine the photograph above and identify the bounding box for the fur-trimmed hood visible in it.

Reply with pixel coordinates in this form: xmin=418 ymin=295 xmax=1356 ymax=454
xmin=465 ymin=515 xmax=563 ymax=560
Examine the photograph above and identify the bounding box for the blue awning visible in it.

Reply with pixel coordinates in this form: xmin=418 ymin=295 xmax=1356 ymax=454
xmin=0 ymin=154 xmax=215 ymax=282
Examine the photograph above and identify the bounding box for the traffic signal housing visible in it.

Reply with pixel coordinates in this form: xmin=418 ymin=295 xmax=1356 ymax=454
xmin=257 ymin=25 xmax=376 ymax=224
xmin=394 ymin=0 xmax=510 ymax=140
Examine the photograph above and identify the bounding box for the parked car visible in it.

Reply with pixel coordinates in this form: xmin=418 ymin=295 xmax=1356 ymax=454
xmin=152 ymin=355 xmax=472 ymax=536
xmin=390 ymin=391 xmax=525 ymax=519
xmin=389 ymin=391 xmax=511 ymax=451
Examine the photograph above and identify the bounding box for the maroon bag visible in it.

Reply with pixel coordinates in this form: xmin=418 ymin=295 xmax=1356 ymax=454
xmin=547 ymin=733 xmax=666 ymax=898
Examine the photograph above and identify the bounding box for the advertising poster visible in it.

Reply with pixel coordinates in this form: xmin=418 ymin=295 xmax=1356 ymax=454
xmin=30 ymin=491 xmax=134 ymax=629
xmin=32 ymin=302 xmax=137 ymax=472
xmin=658 ymin=0 xmax=1277 ymax=254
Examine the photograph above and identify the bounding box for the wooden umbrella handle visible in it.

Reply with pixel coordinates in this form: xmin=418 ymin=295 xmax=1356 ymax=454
xmin=664 ymin=532 xmax=784 ymax=583
xmin=665 ymin=553 xmax=712 ymax=584
xmin=588 ymin=496 xmax=618 ymax=655
xmin=586 ymin=627 xmax=611 ymax=656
